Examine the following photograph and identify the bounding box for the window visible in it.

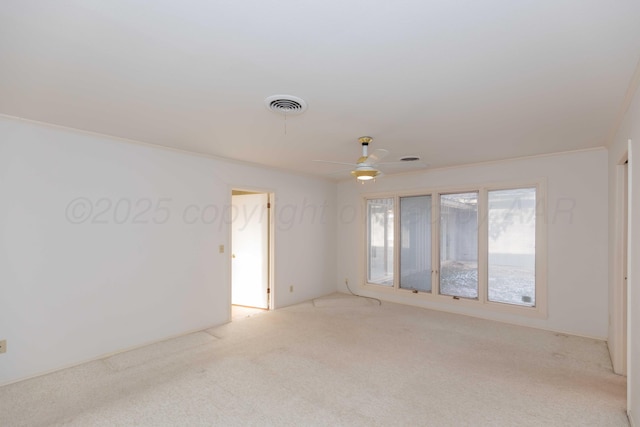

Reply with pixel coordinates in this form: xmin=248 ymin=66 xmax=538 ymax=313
xmin=488 ymin=188 xmax=536 ymax=307
xmin=440 ymin=192 xmax=478 ymax=299
xmin=400 ymin=195 xmax=432 ymax=292
xmin=364 ymin=183 xmax=545 ymax=316
xmin=367 ymin=198 xmax=394 ymax=286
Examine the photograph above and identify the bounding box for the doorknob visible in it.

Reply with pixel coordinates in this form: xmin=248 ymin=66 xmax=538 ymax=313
xmin=232 ymin=254 xmax=236 ymax=258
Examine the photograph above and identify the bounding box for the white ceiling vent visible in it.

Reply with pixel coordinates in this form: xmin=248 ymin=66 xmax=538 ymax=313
xmin=264 ymin=95 xmax=307 ymax=115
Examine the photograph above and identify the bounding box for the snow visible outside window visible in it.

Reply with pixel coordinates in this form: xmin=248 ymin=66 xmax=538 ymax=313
xmin=439 ymin=192 xmax=479 ymax=299
xmin=488 ymin=188 xmax=536 ymax=307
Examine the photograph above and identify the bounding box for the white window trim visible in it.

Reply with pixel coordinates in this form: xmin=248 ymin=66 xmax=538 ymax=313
xmin=361 ymin=179 xmax=548 ymax=319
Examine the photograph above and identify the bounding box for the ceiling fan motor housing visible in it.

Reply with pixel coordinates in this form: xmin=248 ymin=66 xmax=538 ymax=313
xmin=357 ymin=136 xmax=373 ymax=162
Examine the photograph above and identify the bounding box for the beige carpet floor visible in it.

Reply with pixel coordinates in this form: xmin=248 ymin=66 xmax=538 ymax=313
xmin=0 ymin=293 xmax=628 ymax=426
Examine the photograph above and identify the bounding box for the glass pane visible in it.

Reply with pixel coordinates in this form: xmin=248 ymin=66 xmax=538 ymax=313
xmin=367 ymin=198 xmax=394 ymax=286
xmin=400 ymin=195 xmax=432 ymax=292
xmin=488 ymin=188 xmax=536 ymax=307
xmin=440 ymin=192 xmax=478 ymax=298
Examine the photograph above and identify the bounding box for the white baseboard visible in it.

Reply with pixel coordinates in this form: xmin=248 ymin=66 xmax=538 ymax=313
xmin=0 ymin=323 xmax=226 ymax=387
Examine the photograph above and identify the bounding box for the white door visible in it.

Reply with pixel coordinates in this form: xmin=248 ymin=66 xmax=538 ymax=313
xmin=231 ymin=193 xmax=269 ymax=309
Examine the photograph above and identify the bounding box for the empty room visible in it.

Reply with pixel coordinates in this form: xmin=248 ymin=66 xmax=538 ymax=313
xmin=1 ymin=1 xmax=640 ymax=426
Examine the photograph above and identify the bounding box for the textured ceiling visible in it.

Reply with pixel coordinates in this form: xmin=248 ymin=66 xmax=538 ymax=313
xmin=1 ymin=1 xmax=640 ymax=178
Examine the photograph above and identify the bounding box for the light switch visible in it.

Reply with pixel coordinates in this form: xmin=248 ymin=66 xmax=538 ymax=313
xmin=219 ymin=245 xmax=225 ymax=253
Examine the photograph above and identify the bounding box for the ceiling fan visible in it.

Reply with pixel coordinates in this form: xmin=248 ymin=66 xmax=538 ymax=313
xmin=314 ymin=136 xmax=419 ymax=182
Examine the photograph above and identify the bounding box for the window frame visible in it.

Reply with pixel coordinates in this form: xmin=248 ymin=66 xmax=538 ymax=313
xmin=361 ymin=180 xmax=547 ymax=319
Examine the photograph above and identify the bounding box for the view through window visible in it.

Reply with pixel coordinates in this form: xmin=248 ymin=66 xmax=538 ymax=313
xmin=440 ymin=192 xmax=478 ymax=299
xmin=400 ymin=195 xmax=432 ymax=292
xmin=488 ymin=188 xmax=536 ymax=307
xmin=367 ymin=198 xmax=394 ymax=286
xmin=365 ymin=185 xmax=540 ymax=311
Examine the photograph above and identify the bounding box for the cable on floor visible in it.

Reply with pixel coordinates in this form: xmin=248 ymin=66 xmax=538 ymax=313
xmin=345 ymin=280 xmax=382 ymax=306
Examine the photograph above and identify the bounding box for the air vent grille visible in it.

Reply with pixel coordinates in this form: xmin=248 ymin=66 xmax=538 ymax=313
xmin=264 ymin=95 xmax=307 ymax=115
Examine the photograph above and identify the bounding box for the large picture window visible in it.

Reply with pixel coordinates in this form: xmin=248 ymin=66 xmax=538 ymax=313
xmin=364 ymin=183 xmax=545 ymax=316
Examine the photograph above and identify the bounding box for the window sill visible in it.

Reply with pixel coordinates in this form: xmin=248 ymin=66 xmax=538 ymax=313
xmin=362 ymin=282 xmax=548 ymax=319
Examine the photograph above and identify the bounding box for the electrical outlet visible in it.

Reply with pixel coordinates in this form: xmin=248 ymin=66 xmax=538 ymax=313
xmin=0 ymin=340 xmax=6 ymax=354
xmin=289 ymin=285 xmax=294 ymax=292
xmin=219 ymin=245 xmax=225 ymax=253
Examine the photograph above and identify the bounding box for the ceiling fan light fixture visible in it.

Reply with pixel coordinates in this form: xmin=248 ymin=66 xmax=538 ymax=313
xmin=351 ymin=167 xmax=380 ymax=182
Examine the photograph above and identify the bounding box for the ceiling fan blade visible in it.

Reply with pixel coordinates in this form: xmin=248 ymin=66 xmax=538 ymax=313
xmin=313 ymin=159 xmax=356 ymax=167
xmin=363 ymin=149 xmax=389 ymax=165
xmin=377 ymin=160 xmax=430 ymax=167
xmin=326 ymin=168 xmax=354 ymax=176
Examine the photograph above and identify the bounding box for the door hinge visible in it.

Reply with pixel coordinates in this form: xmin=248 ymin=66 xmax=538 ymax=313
xmin=267 ymin=202 xmax=271 ymax=209
xmin=267 ymin=288 xmax=271 ymax=294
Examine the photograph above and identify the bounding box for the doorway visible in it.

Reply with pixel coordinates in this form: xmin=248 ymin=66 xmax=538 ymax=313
xmin=231 ymin=190 xmax=272 ymax=314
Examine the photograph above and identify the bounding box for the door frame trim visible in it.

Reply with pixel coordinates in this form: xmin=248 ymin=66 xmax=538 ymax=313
xmin=610 ymin=152 xmax=628 ymax=375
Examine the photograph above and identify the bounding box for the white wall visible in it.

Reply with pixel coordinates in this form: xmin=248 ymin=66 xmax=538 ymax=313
xmin=337 ymin=149 xmax=609 ymax=339
xmin=0 ymin=116 xmax=336 ymax=385
xmin=608 ymin=75 xmax=640 ymax=424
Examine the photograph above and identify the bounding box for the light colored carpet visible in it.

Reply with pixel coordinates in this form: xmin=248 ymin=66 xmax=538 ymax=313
xmin=231 ymin=305 xmax=267 ymax=321
xmin=0 ymin=293 xmax=628 ymax=426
